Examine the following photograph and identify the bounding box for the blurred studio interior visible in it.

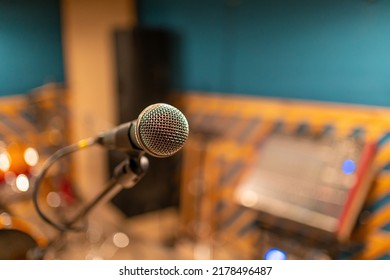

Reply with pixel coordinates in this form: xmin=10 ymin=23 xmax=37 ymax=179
xmin=0 ymin=0 xmax=390 ymax=260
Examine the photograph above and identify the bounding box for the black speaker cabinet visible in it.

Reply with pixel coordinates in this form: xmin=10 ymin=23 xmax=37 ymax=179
xmin=109 ymin=26 xmax=179 ymax=217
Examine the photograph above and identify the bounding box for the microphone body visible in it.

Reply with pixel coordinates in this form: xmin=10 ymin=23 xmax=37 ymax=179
xmin=97 ymin=121 xmax=138 ymax=151
xmin=97 ymin=103 xmax=189 ymax=157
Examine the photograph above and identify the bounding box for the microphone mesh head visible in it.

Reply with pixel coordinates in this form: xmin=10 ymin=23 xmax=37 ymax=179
xmin=135 ymin=103 xmax=189 ymax=157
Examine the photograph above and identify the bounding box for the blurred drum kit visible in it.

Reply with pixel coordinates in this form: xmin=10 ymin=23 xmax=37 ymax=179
xmin=0 ymin=84 xmax=77 ymax=260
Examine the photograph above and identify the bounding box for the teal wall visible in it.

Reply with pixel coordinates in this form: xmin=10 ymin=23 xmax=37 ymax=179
xmin=138 ymin=0 xmax=390 ymax=106
xmin=0 ymin=0 xmax=64 ymax=96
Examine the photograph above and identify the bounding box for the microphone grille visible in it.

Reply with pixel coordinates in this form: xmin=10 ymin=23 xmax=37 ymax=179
xmin=136 ymin=103 xmax=189 ymax=157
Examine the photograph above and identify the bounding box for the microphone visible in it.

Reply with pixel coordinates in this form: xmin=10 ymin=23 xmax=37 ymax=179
xmin=97 ymin=103 xmax=189 ymax=157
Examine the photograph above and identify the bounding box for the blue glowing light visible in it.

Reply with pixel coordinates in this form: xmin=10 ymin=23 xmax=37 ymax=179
xmin=342 ymin=159 xmax=356 ymax=175
xmin=264 ymin=248 xmax=287 ymax=260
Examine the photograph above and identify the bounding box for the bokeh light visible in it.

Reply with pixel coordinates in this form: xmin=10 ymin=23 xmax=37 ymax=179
xmin=46 ymin=192 xmax=62 ymax=208
xmin=15 ymin=174 xmax=29 ymax=192
xmin=0 ymin=151 xmax=11 ymax=172
xmin=342 ymin=159 xmax=356 ymax=175
xmin=264 ymin=248 xmax=287 ymax=260
xmin=112 ymin=232 xmax=130 ymax=248
xmin=24 ymin=147 xmax=39 ymax=167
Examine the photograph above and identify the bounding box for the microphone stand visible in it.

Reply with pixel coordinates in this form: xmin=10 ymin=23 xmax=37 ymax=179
xmin=32 ymin=152 xmax=149 ymax=259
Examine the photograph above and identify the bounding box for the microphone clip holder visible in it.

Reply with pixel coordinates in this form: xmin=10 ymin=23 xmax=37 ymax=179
xmin=113 ymin=152 xmax=150 ymax=188
xmin=66 ymin=152 xmax=149 ymax=230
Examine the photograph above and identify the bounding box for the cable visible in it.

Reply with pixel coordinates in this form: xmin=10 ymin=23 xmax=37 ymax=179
xmin=32 ymin=137 xmax=99 ymax=232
